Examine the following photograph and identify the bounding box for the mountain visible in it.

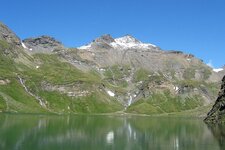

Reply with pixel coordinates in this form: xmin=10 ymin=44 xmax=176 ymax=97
xmin=0 ymin=22 xmax=224 ymax=115
xmin=204 ymin=75 xmax=225 ymax=123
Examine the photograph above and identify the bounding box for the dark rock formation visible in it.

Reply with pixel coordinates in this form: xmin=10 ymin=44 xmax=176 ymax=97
xmin=23 ymin=36 xmax=64 ymax=53
xmin=167 ymin=50 xmax=184 ymax=54
xmin=93 ymin=34 xmax=115 ymax=43
xmin=204 ymin=75 xmax=225 ymax=123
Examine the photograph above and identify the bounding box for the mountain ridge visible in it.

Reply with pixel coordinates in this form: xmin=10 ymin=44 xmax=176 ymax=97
xmin=0 ymin=21 xmax=224 ymax=115
xmin=78 ymin=34 xmax=158 ymax=50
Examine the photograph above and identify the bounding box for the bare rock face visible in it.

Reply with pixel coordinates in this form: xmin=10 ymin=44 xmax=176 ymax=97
xmin=93 ymin=34 xmax=115 ymax=43
xmin=0 ymin=22 xmax=21 ymax=46
xmin=23 ymin=36 xmax=64 ymax=53
xmin=0 ymin=22 xmax=29 ymax=58
xmin=204 ymin=75 xmax=225 ymax=123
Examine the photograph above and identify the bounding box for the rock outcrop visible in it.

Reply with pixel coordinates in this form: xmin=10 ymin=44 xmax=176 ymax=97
xmin=0 ymin=22 xmax=21 ymax=46
xmin=23 ymin=36 xmax=64 ymax=53
xmin=204 ymin=75 xmax=225 ymax=123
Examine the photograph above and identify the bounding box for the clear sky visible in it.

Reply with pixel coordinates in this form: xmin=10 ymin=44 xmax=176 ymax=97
xmin=1 ymin=0 xmax=225 ymax=68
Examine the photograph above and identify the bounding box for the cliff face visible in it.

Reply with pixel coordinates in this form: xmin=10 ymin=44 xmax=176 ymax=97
xmin=204 ymin=76 xmax=225 ymax=123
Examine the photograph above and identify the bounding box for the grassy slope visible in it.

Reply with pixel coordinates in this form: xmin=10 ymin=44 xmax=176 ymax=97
xmin=0 ymin=41 xmax=122 ymax=113
xmin=0 ymin=40 xmax=46 ymax=113
xmin=24 ymin=54 xmax=122 ymax=113
xmin=126 ymin=67 xmax=218 ymax=115
xmin=126 ymin=91 xmax=204 ymax=115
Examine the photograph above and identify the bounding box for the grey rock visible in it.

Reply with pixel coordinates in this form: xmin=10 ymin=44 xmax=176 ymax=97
xmin=0 ymin=22 xmax=21 ymax=46
xmin=167 ymin=50 xmax=184 ymax=54
xmin=93 ymin=34 xmax=115 ymax=43
xmin=23 ymin=35 xmax=64 ymax=53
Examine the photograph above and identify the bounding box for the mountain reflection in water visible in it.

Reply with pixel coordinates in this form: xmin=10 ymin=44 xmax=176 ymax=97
xmin=0 ymin=114 xmax=223 ymax=150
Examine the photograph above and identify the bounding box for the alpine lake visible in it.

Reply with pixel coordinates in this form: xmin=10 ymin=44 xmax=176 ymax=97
xmin=0 ymin=113 xmax=225 ymax=150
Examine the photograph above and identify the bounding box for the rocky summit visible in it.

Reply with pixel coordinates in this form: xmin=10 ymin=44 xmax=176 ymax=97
xmin=0 ymin=21 xmax=224 ymax=115
xmin=22 ymin=36 xmax=64 ymax=53
xmin=204 ymin=75 xmax=225 ymax=123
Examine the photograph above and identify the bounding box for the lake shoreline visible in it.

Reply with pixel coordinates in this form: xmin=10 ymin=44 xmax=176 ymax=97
xmin=0 ymin=110 xmax=206 ymax=119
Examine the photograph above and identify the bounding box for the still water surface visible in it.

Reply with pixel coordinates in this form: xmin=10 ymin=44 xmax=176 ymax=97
xmin=0 ymin=114 xmax=224 ymax=150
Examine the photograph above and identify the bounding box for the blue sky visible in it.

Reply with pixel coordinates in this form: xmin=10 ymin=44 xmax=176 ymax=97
xmin=1 ymin=0 xmax=225 ymax=68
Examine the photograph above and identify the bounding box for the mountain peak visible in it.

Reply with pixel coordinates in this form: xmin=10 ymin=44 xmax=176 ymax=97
xmin=78 ymin=34 xmax=157 ymax=50
xmin=93 ymin=34 xmax=115 ymax=43
xmin=111 ymin=35 xmax=157 ymax=49
xmin=115 ymin=35 xmax=140 ymax=44
xmin=23 ymin=36 xmax=62 ymax=46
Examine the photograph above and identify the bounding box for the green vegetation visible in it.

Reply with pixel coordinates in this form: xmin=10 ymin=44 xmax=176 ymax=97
xmin=39 ymin=90 xmax=122 ymax=114
xmin=24 ymin=54 xmax=101 ymax=84
xmin=126 ymin=90 xmax=204 ymax=115
xmin=103 ymin=65 xmax=130 ymax=88
xmin=183 ymin=68 xmax=195 ymax=80
xmin=0 ymin=79 xmax=46 ymax=113
xmin=205 ymin=82 xmax=219 ymax=96
xmin=126 ymin=99 xmax=164 ymax=115
xmin=0 ymin=94 xmax=6 ymax=111
xmin=202 ymin=67 xmax=212 ymax=80
xmin=71 ymin=92 xmax=122 ymax=113
xmin=20 ymin=54 xmax=122 ymax=113
xmin=0 ymin=40 xmax=10 ymax=49
xmin=104 ymin=65 xmax=130 ymax=80
xmin=133 ymin=68 xmax=150 ymax=82
xmin=183 ymin=66 xmax=212 ymax=80
xmin=0 ymin=43 xmax=122 ymax=113
xmin=177 ymin=80 xmax=202 ymax=88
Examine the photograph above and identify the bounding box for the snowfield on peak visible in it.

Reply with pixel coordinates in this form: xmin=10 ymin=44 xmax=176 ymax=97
xmin=78 ymin=35 xmax=157 ymax=50
xmin=110 ymin=35 xmax=156 ymax=50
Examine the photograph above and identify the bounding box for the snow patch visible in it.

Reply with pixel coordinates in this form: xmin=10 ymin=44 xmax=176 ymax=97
xmin=21 ymin=42 xmax=28 ymax=49
xmin=174 ymin=86 xmax=179 ymax=91
xmin=100 ymin=68 xmax=105 ymax=71
xmin=107 ymin=90 xmax=115 ymax=97
xmin=213 ymin=68 xmax=224 ymax=72
xmin=29 ymin=48 xmax=33 ymax=51
xmin=36 ymin=66 xmax=40 ymax=69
